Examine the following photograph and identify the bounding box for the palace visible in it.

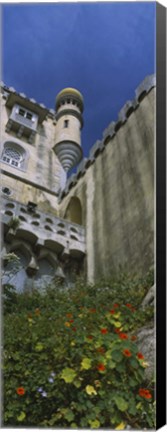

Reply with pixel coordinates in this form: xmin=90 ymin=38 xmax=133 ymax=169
xmin=0 ymin=75 xmax=155 ymax=291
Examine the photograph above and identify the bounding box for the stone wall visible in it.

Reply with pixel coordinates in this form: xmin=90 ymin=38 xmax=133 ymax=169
xmin=60 ymin=84 xmax=155 ymax=281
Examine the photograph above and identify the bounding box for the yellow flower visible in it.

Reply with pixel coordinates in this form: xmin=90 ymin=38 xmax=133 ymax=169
xmin=64 ymin=322 xmax=71 ymax=327
xmin=115 ymin=421 xmax=126 ymax=430
xmin=141 ymin=361 xmax=150 ymax=368
xmin=85 ymin=385 xmax=97 ymax=395
xmin=89 ymin=419 xmax=100 ymax=428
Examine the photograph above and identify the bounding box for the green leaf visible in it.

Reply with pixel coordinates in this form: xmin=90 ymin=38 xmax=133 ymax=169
xmin=108 ymin=360 xmax=116 ymax=369
xmin=113 ymin=395 xmax=128 ymax=412
xmin=128 ymin=402 xmax=137 ymax=416
xmin=73 ymin=379 xmax=81 ymax=388
xmin=61 ymin=367 xmax=77 ymax=383
xmin=17 ymin=411 xmax=26 ymax=422
xmin=129 ymin=378 xmax=138 ymax=387
xmin=116 ymin=363 xmax=125 ymax=373
xmin=130 ymin=358 xmax=138 ymax=369
xmin=111 ymin=350 xmax=123 ymax=363
xmin=64 ymin=409 xmax=75 ymax=422
xmin=35 ymin=342 xmax=44 ymax=352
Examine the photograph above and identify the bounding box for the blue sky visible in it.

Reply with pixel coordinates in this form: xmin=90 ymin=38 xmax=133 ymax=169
xmin=2 ymin=2 xmax=156 ymax=158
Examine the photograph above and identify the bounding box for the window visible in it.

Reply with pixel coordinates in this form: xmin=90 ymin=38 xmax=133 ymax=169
xmin=64 ymin=119 xmax=69 ymax=128
xmin=2 ymin=147 xmax=22 ymax=167
xmin=26 ymin=112 xmax=33 ymax=120
xmin=16 ymin=106 xmax=35 ymax=123
xmin=1 ymin=141 xmax=29 ymax=171
xmin=19 ymin=108 xmax=26 ymax=117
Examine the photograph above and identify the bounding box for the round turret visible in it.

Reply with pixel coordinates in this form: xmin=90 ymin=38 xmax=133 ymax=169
xmin=53 ymin=87 xmax=84 ymax=172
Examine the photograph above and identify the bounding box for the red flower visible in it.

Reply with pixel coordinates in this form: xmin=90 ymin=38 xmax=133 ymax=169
xmin=123 ymin=349 xmax=132 ymax=357
xmin=89 ymin=308 xmax=96 ymax=313
xmin=119 ymin=332 xmax=128 ymax=340
xmin=139 ymin=388 xmax=152 ymax=399
xmin=69 ymin=319 xmax=74 ymax=323
xmin=137 ymin=352 xmax=144 ymax=360
xmin=113 ymin=303 xmax=119 ymax=308
xmin=109 ymin=309 xmax=116 ymax=315
xmin=100 ymin=328 xmax=108 ymax=334
xmin=126 ymin=303 xmax=133 ymax=308
xmin=131 ymin=335 xmax=137 ymax=341
xmin=72 ymin=327 xmax=77 ymax=332
xmin=16 ymin=387 xmax=25 ymax=396
xmin=87 ymin=335 xmax=93 ymax=340
xmin=144 ymin=392 xmax=152 ymax=399
xmin=97 ymin=363 xmax=106 ymax=371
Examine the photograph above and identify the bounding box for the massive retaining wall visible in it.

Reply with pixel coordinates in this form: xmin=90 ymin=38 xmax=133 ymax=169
xmin=59 ymin=75 xmax=155 ymax=281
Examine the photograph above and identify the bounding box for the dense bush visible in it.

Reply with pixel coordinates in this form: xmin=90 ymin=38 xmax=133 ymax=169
xmin=3 ymin=270 xmax=155 ymax=428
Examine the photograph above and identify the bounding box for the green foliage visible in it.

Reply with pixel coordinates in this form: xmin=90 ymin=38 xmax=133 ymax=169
xmin=7 ymin=216 xmax=20 ymax=230
xmin=3 ymin=269 xmax=155 ymax=428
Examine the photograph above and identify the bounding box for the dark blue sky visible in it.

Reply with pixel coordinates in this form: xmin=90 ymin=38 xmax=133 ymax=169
xmin=2 ymin=2 xmax=155 ymax=157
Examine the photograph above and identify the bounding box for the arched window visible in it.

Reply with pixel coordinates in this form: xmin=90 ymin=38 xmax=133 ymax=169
xmin=1 ymin=141 xmax=29 ymax=170
xmin=2 ymin=147 xmax=22 ymax=167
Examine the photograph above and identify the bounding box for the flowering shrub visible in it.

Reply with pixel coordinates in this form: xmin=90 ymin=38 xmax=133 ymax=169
xmin=3 ymin=270 xmax=155 ymax=428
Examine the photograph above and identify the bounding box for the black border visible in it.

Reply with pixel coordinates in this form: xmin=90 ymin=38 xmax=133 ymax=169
xmin=156 ymin=2 xmax=166 ymax=429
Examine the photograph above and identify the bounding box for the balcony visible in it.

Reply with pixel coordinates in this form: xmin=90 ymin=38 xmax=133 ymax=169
xmin=1 ymin=198 xmax=86 ymax=259
xmin=6 ymin=104 xmax=38 ymax=143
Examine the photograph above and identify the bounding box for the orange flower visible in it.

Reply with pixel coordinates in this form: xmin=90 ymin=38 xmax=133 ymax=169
xmin=100 ymin=328 xmax=108 ymax=334
xmin=119 ymin=332 xmax=128 ymax=340
xmin=64 ymin=321 xmax=71 ymax=327
xmin=109 ymin=309 xmax=116 ymax=315
xmin=89 ymin=308 xmax=96 ymax=313
xmin=16 ymin=387 xmax=25 ymax=396
xmin=97 ymin=363 xmax=106 ymax=371
xmin=123 ymin=349 xmax=132 ymax=357
xmin=97 ymin=347 xmax=105 ymax=354
xmin=137 ymin=352 xmax=144 ymax=360
xmin=139 ymin=388 xmax=152 ymax=399
xmin=66 ymin=313 xmax=73 ymax=318
xmin=131 ymin=335 xmax=137 ymax=341
xmin=35 ymin=308 xmax=40 ymax=316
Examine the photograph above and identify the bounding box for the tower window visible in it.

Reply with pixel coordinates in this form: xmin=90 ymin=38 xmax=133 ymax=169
xmin=64 ymin=120 xmax=69 ymax=128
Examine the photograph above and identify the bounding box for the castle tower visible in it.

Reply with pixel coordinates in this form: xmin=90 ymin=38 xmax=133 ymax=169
xmin=53 ymin=88 xmax=84 ymax=172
